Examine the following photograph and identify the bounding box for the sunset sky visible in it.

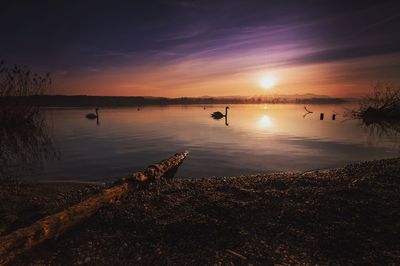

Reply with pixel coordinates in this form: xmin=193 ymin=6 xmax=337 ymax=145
xmin=1 ymin=0 xmax=400 ymax=97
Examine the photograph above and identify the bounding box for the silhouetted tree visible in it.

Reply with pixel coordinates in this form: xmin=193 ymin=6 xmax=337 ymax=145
xmin=0 ymin=60 xmax=55 ymax=179
xmin=350 ymin=82 xmax=400 ymax=122
xmin=0 ymin=60 xmax=51 ymax=126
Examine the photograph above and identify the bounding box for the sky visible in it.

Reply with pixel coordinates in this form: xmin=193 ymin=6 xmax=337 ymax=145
xmin=1 ymin=0 xmax=400 ymax=97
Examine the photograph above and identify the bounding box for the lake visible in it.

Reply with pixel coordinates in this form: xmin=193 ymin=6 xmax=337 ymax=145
xmin=33 ymin=104 xmax=398 ymax=181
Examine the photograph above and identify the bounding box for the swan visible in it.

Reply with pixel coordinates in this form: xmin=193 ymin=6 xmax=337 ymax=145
xmin=211 ymin=106 xmax=229 ymax=119
xmin=86 ymin=108 xmax=99 ymax=119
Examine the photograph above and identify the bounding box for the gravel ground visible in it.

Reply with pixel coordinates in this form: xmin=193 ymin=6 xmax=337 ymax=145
xmin=1 ymin=158 xmax=400 ymax=265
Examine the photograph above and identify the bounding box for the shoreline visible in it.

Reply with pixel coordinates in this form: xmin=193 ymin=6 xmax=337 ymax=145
xmin=0 ymin=95 xmax=351 ymax=108
xmin=1 ymin=157 xmax=399 ymax=264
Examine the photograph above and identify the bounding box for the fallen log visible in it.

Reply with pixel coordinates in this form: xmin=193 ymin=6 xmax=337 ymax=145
xmin=0 ymin=152 xmax=188 ymax=265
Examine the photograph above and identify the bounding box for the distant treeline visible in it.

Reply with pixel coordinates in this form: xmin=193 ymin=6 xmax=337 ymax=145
xmin=0 ymin=95 xmax=349 ymax=107
xmin=294 ymin=98 xmax=348 ymax=104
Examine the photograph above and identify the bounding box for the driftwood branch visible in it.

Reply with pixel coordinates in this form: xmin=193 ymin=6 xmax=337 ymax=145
xmin=304 ymin=106 xmax=313 ymax=114
xmin=0 ymin=152 xmax=188 ymax=265
xmin=303 ymin=106 xmax=313 ymax=118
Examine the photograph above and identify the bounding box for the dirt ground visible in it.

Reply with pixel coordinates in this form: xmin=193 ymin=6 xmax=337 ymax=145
xmin=1 ymin=158 xmax=400 ymax=265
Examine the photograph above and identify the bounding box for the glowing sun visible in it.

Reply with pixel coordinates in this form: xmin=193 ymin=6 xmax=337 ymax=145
xmin=259 ymin=76 xmax=277 ymax=89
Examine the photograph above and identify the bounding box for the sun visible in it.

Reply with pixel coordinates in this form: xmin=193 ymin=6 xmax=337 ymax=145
xmin=259 ymin=75 xmax=277 ymax=89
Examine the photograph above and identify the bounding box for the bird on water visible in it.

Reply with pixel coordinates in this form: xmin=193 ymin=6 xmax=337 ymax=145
xmin=211 ymin=106 xmax=229 ymax=119
xmin=86 ymin=108 xmax=99 ymax=119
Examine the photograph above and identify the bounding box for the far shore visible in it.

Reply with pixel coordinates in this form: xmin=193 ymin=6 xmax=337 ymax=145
xmin=1 ymin=157 xmax=399 ymax=264
xmin=0 ymin=94 xmax=352 ymax=108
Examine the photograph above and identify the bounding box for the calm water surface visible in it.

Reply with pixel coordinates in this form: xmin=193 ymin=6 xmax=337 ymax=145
xmin=35 ymin=104 xmax=399 ymax=181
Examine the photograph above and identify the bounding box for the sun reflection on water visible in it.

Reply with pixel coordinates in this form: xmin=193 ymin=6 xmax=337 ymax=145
xmin=259 ymin=115 xmax=273 ymax=128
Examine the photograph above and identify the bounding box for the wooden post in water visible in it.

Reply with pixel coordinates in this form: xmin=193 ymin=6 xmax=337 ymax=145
xmin=320 ymin=113 xmax=324 ymax=120
xmin=332 ymin=114 xmax=336 ymax=120
xmin=0 ymin=152 xmax=188 ymax=265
